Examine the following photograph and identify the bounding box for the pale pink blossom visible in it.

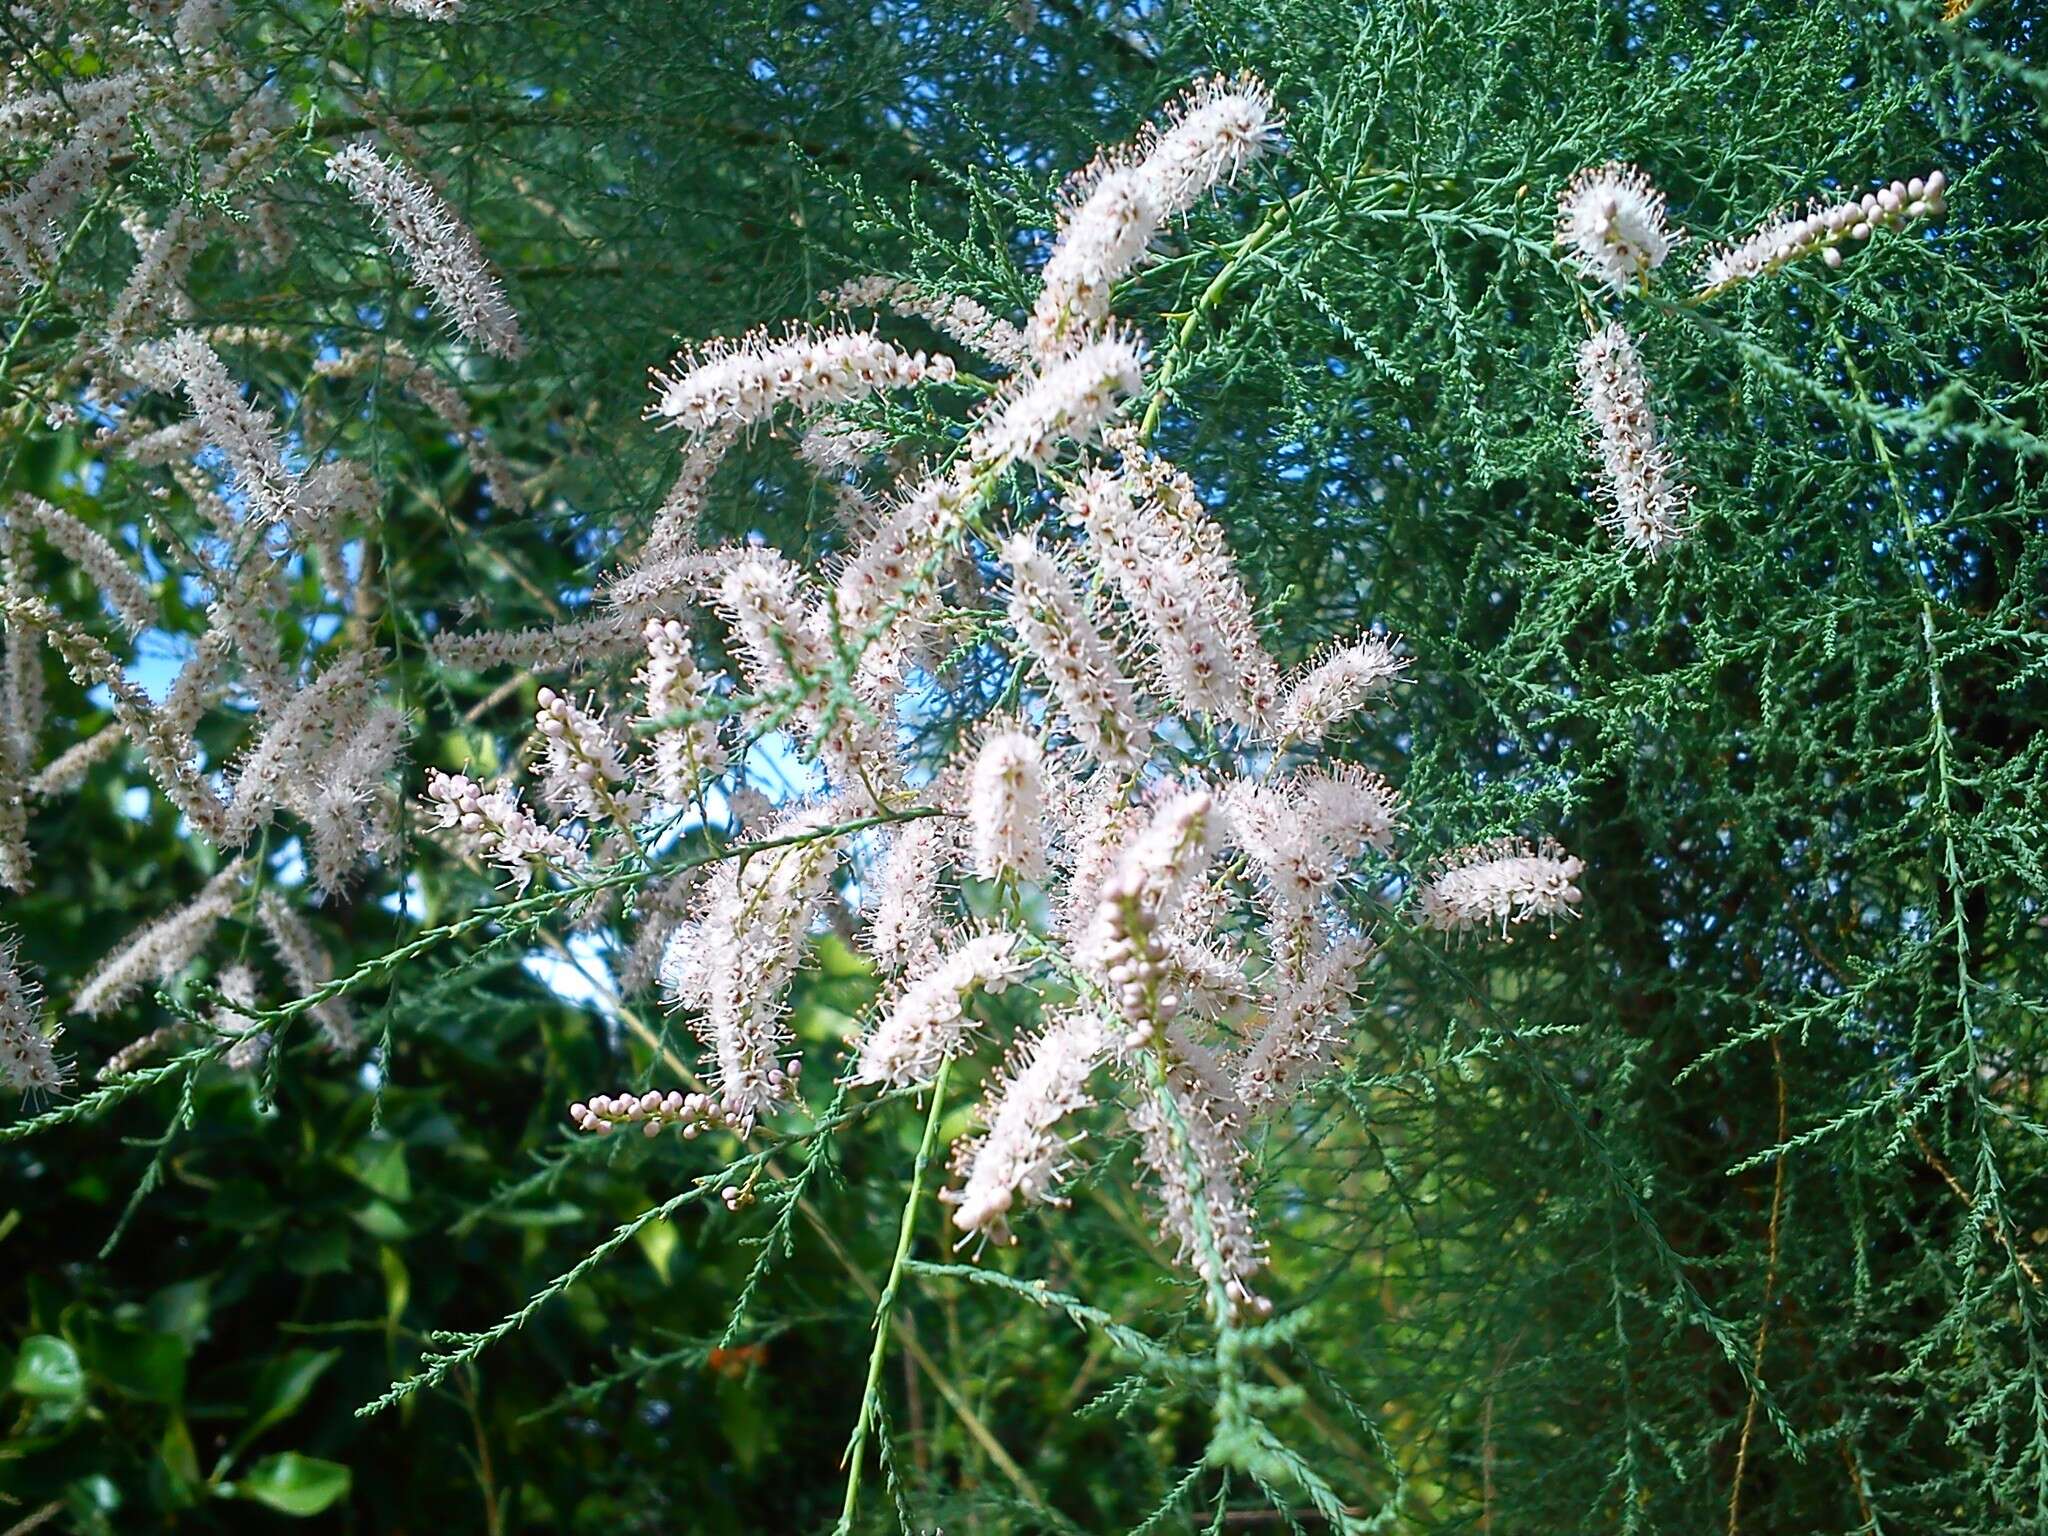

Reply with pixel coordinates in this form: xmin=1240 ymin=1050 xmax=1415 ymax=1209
xmin=944 ymin=1010 xmax=1104 ymax=1245
xmin=854 ymin=931 xmax=1028 ymax=1088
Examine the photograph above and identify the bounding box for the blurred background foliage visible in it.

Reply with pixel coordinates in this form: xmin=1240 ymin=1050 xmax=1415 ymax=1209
xmin=4 ymin=0 xmax=2047 ymax=1531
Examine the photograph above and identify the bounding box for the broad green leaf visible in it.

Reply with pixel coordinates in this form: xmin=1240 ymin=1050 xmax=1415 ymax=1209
xmin=11 ymin=1335 xmax=84 ymax=1399
xmin=229 ymin=1349 xmax=340 ymax=1462
xmin=345 ymin=1138 xmax=412 ymax=1203
xmin=379 ymin=1245 xmax=410 ymax=1329
xmin=235 ymin=1453 xmax=352 ymax=1517
xmin=637 ymin=1217 xmax=680 ymax=1283
xmin=74 ymin=1317 xmax=186 ymax=1404
xmin=348 ymin=1199 xmax=411 ymax=1242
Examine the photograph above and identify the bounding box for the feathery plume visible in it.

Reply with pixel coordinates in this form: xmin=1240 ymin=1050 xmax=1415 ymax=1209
xmin=1237 ymin=933 xmax=1374 ymax=1112
xmin=971 ymin=333 xmax=1143 ymax=470
xmin=854 ymin=930 xmax=1028 ymax=1088
xmin=151 ymin=331 xmax=303 ymax=526
xmin=1 ymin=594 xmax=227 ymax=842
xmin=430 ymin=613 xmax=646 ymax=673
xmin=222 ymin=652 xmax=380 ymax=844
xmin=1070 ymin=465 xmax=1250 ymax=725
xmin=863 ymin=816 xmax=954 ymax=974
xmin=967 ymin=729 xmax=1048 ymax=884
xmin=1574 ymin=322 xmax=1690 ymax=557
xmin=1 ymin=937 xmax=67 ymax=1096
xmin=285 ymin=703 xmax=405 ymax=897
xmin=637 ymin=617 xmax=726 ymax=806
xmin=72 ymin=862 xmax=246 ymax=1018
xmin=325 ymin=142 xmax=526 ymax=359
xmin=1136 ymin=73 xmax=1284 ymax=220
xmin=649 ymin=325 xmax=951 ymax=437
xmin=1420 ymin=837 xmax=1585 ymax=935
xmin=1001 ymin=533 xmax=1151 ymax=769
xmin=1060 ymin=776 xmax=1141 ymax=942
xmin=640 ymin=433 xmax=733 ymax=566
xmin=1106 ymin=435 xmax=1282 ymax=726
xmin=534 ymin=686 xmax=644 ymax=831
xmin=1027 ymin=74 xmax=1281 ymax=361
xmin=256 ymin=891 xmax=359 ymax=1054
xmin=943 ymin=1009 xmax=1104 ymax=1245
xmin=1030 ymin=166 xmax=1161 ymax=360
xmin=1556 ymin=162 xmax=1673 ymax=294
xmin=834 ymin=467 xmax=970 ymax=635
xmin=670 ymin=800 xmax=852 ymax=1128
xmin=0 ymin=87 xmax=136 ymax=285
xmin=1085 ymin=789 xmax=1219 ymax=1044
xmin=619 ymin=869 xmax=704 ymax=993
xmin=1275 ymin=635 xmax=1406 ymax=744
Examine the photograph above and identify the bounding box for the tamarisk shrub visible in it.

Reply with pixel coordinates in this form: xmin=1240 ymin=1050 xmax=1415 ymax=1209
xmin=3 ymin=3 xmax=2042 ymax=1532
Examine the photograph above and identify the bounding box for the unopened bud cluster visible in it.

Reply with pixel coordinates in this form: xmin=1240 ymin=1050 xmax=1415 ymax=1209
xmin=571 ymin=1059 xmax=802 ymax=1140
xmin=1698 ymin=171 xmax=1947 ymax=295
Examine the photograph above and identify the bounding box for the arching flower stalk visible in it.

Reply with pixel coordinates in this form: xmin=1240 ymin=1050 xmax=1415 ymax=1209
xmin=854 ymin=931 xmax=1029 ymax=1088
xmin=971 ymin=333 xmax=1144 ymax=469
xmin=943 ymin=1009 xmax=1105 ymax=1246
xmin=823 ymin=276 xmax=1029 ymax=370
xmin=1085 ymin=790 xmax=1220 ymax=1047
xmin=1031 ymin=74 xmax=1283 ymax=360
xmin=326 ymin=141 xmax=526 ymax=359
xmin=649 ymin=325 xmax=952 ymax=438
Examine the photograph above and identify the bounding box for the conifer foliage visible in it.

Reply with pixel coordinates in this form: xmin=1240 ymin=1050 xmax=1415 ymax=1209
xmin=1 ymin=1 xmax=2044 ymax=1532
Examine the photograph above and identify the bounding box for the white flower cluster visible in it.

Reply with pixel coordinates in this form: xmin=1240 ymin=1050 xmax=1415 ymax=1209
xmin=487 ymin=74 xmax=1586 ymax=1321
xmin=649 ymin=326 xmax=954 ymax=437
xmin=1419 ymin=838 xmax=1586 ymax=935
xmin=941 ymin=1010 xmax=1104 ymax=1246
xmin=1574 ymin=323 xmax=1690 ymax=557
xmin=1556 ymin=163 xmax=1673 ymax=296
xmin=1553 ymin=159 xmax=1950 ymax=558
xmin=1031 ymin=74 xmax=1282 ymax=360
xmin=326 ymin=142 xmax=526 ymax=360
xmin=854 ymin=931 xmax=1029 ymax=1088
xmin=967 ymin=729 xmax=1049 ymax=883
xmin=424 ymin=769 xmax=585 ymax=890
xmin=1 ymin=938 xmax=68 ymax=1097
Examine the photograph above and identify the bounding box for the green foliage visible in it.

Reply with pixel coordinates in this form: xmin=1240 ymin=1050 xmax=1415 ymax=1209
xmin=4 ymin=0 xmax=2047 ymax=1532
